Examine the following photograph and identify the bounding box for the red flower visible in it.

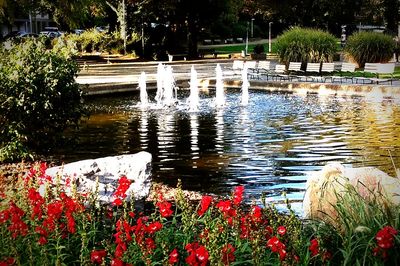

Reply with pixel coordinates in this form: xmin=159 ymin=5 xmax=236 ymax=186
xmin=145 ymin=237 xmax=156 ymax=251
xmin=28 ymin=188 xmax=44 ymax=220
xmin=185 ymin=243 xmax=209 ymax=266
xmin=233 ymin=186 xmax=244 ymax=206
xmin=47 ymin=201 xmax=63 ymax=220
xmin=156 ymin=201 xmax=173 ymax=217
xmin=113 ymin=198 xmax=123 ymax=206
xmin=250 ymin=205 xmax=262 ymax=223
xmin=267 ymin=236 xmax=286 ymax=253
xmin=112 ymin=176 xmax=132 ymax=206
xmin=267 ymin=236 xmax=287 ymax=261
xmin=195 ymin=246 xmax=209 ymax=264
xmin=198 ymin=195 xmax=213 ymax=216
xmin=221 ymin=243 xmax=236 ymax=265
xmin=169 ymin=248 xmax=179 ymax=265
xmin=111 ymin=257 xmax=125 ymax=266
xmin=38 ymin=236 xmax=48 ymax=245
xmin=91 ymin=250 xmax=107 ymax=264
xmin=146 ymin=221 xmax=163 ymax=234
xmin=277 ymin=226 xmax=286 ymax=236
xmin=376 ymin=226 xmax=398 ymax=249
xmin=309 ymin=238 xmax=319 ymax=257
xmin=0 ymin=210 xmax=10 ymax=224
xmin=0 ymin=257 xmax=15 ymax=266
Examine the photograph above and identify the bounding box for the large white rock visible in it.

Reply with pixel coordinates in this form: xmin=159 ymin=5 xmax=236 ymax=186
xmin=44 ymin=152 xmax=152 ymax=204
xmin=303 ymin=162 xmax=400 ymax=221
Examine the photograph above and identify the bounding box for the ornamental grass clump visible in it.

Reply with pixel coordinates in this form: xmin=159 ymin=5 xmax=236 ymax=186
xmin=0 ymin=162 xmax=399 ymax=265
xmin=330 ymin=182 xmax=400 ymax=265
xmin=274 ymin=27 xmax=337 ymax=66
xmin=344 ymin=31 xmax=395 ymax=67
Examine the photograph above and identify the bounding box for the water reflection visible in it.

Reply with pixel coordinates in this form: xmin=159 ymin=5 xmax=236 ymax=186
xmin=55 ymin=91 xmax=400 ymax=210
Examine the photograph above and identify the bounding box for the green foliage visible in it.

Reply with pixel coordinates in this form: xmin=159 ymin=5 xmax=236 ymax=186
xmin=332 ymin=183 xmax=400 ymax=265
xmin=67 ymin=28 xmax=108 ymax=53
xmin=0 ymin=39 xmax=85 ymax=162
xmin=344 ymin=32 xmax=395 ymax=67
xmin=274 ymin=27 xmax=337 ymax=65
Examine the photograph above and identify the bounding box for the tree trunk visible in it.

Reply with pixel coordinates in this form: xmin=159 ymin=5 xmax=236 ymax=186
xmin=187 ymin=17 xmax=198 ymax=59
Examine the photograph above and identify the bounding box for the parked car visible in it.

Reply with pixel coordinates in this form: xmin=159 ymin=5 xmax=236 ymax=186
xmin=74 ymin=29 xmax=85 ymax=35
xmin=4 ymin=31 xmax=39 ymax=40
xmin=40 ymin=26 xmax=62 ymax=38
xmin=39 ymin=31 xmax=62 ymax=38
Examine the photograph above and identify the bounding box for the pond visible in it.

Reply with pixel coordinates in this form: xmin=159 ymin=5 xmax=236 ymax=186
xmin=54 ymin=89 xmax=400 ymax=211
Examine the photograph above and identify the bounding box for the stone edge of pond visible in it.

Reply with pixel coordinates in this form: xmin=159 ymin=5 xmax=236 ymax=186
xmin=80 ymin=78 xmax=400 ymax=101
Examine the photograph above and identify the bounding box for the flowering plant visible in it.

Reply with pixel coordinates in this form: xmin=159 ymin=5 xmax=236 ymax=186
xmin=0 ymin=162 xmax=399 ymax=265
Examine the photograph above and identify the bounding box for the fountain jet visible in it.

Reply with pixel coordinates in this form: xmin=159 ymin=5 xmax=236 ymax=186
xmin=138 ymin=72 xmax=149 ymax=107
xmin=241 ymin=64 xmax=249 ymax=106
xmin=187 ymin=65 xmax=200 ymax=112
xmin=215 ymin=64 xmax=225 ymax=107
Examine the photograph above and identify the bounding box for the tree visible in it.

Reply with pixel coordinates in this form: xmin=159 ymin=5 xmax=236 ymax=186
xmin=106 ymin=0 xmax=127 ymax=53
xmin=129 ymin=0 xmax=243 ymax=58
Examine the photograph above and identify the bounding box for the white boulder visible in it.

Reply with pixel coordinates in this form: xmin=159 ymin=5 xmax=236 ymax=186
xmin=303 ymin=162 xmax=400 ymax=221
xmin=44 ymin=152 xmax=152 ymax=204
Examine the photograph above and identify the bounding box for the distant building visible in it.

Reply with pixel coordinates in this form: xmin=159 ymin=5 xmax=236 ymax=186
xmin=1 ymin=12 xmax=54 ymax=37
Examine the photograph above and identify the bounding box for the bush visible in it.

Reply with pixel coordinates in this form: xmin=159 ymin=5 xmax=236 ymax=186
xmin=344 ymin=32 xmax=395 ymax=67
xmin=274 ymin=27 xmax=337 ymax=65
xmin=67 ymin=28 xmax=108 ymax=53
xmin=0 ymin=39 xmax=85 ymax=161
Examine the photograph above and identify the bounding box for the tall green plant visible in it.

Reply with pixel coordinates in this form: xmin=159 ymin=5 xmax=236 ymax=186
xmin=274 ymin=27 xmax=337 ymax=66
xmin=344 ymin=32 xmax=395 ymax=67
xmin=0 ymin=39 xmax=85 ymax=162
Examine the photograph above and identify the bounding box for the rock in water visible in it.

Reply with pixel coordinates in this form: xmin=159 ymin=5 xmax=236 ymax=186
xmin=45 ymin=152 xmax=152 ymax=204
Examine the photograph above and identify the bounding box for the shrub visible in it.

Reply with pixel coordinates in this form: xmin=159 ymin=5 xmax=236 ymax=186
xmin=274 ymin=27 xmax=337 ymax=65
xmin=344 ymin=32 xmax=395 ymax=67
xmin=0 ymin=39 xmax=85 ymax=162
xmin=67 ymin=28 xmax=108 ymax=53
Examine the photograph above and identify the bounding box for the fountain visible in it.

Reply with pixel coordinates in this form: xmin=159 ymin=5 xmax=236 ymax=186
xmin=162 ymin=65 xmax=178 ymax=107
xmin=241 ymin=64 xmax=249 ymax=106
xmin=215 ymin=63 xmax=225 ymax=107
xmin=138 ymin=72 xmax=149 ymax=107
xmin=187 ymin=65 xmax=200 ymax=112
xmin=57 ymin=59 xmax=400 ymax=214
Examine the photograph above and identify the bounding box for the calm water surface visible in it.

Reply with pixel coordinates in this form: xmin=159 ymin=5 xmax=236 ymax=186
xmin=55 ymin=90 xmax=400 ymax=210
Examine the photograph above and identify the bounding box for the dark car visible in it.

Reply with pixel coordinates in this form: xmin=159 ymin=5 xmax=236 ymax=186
xmin=4 ymin=31 xmax=26 ymax=39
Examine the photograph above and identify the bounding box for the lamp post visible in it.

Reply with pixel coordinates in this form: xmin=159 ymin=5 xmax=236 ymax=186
xmin=268 ymin=22 xmax=273 ymax=53
xmin=251 ymin=18 xmax=255 ymax=38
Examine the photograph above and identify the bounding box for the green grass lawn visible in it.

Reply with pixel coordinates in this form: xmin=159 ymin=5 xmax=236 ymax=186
xmin=214 ymin=43 xmax=278 ymax=54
